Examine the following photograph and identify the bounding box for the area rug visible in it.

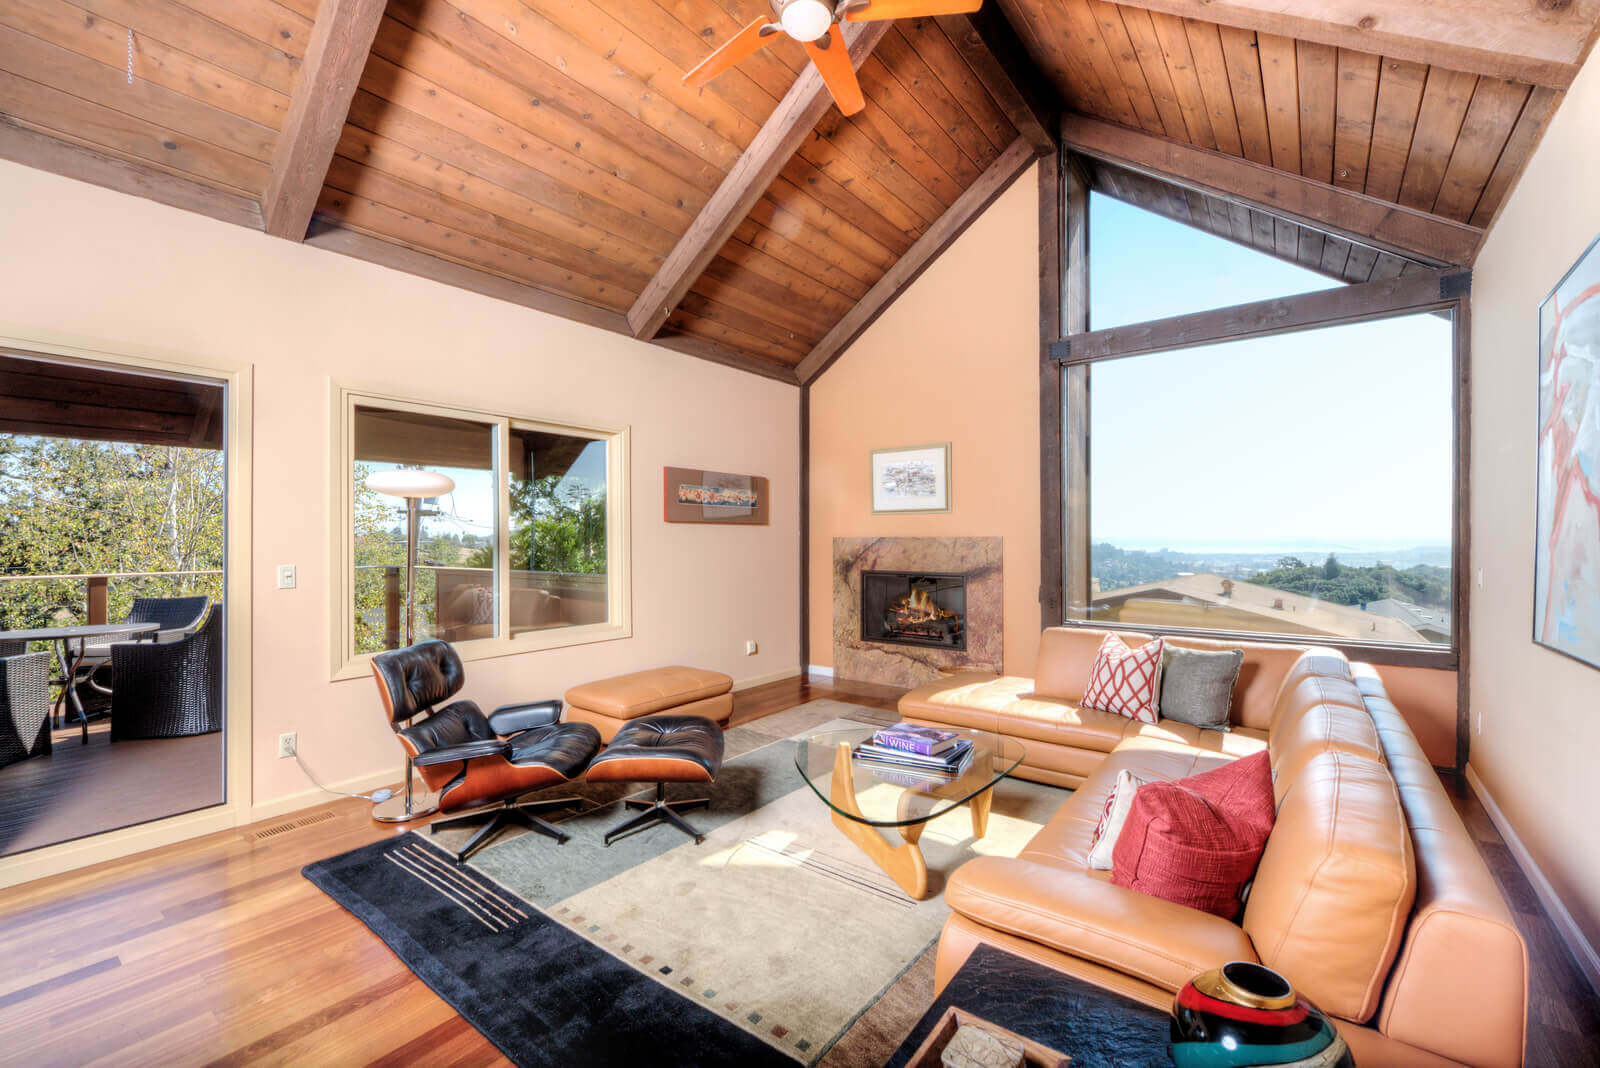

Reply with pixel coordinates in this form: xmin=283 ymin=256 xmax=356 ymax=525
xmin=887 ymin=944 xmax=1170 ymax=1067
xmin=305 ymin=701 xmax=1066 ymax=1065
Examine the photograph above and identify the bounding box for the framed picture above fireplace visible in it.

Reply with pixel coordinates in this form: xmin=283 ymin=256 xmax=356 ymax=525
xmin=663 ymin=467 xmax=769 ymax=524
xmin=871 ymin=443 xmax=951 ymax=514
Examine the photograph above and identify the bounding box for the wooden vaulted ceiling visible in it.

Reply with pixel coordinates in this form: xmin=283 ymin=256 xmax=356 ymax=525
xmin=1 ymin=0 xmax=1597 ymax=385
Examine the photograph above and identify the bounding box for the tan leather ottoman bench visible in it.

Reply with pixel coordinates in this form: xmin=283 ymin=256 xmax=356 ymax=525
xmin=563 ymin=666 xmax=733 ymax=743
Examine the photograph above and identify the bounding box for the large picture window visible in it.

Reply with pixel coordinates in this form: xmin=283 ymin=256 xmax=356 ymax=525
xmin=334 ymin=389 xmax=628 ymax=676
xmin=1077 ymin=312 xmax=1455 ymax=647
xmin=1053 ymin=188 xmax=1464 ymax=662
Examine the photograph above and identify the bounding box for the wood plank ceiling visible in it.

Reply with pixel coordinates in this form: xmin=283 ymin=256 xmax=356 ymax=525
xmin=1 ymin=0 xmax=1596 ymax=384
xmin=1005 ymin=0 xmax=1571 ymax=236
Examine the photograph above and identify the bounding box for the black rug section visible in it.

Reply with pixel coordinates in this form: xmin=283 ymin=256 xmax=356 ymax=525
xmin=886 ymin=945 xmax=1173 ymax=1067
xmin=303 ymin=835 xmax=793 ymax=1067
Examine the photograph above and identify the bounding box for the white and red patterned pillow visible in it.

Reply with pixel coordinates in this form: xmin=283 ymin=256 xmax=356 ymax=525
xmin=1081 ymin=633 xmax=1165 ymax=724
xmin=1087 ymin=769 xmax=1151 ymax=869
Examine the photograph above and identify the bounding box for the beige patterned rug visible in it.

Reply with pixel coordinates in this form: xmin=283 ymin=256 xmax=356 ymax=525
xmin=425 ymin=700 xmax=1067 ymax=1064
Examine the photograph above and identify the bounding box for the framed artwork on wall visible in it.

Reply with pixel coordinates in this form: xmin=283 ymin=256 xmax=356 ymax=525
xmin=871 ymin=443 xmax=951 ymax=514
xmin=1534 ymin=230 xmax=1600 ymax=670
xmin=663 ymin=467 xmax=769 ymax=524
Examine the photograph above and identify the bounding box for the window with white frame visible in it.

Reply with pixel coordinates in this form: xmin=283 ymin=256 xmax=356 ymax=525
xmin=335 ymin=390 xmax=629 ymax=674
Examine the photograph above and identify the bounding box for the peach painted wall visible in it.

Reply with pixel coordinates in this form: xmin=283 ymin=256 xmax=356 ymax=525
xmin=809 ymin=165 xmax=1042 ymax=677
xmin=0 ymin=161 xmax=800 ymax=815
xmin=1467 ymin=45 xmax=1600 ymax=966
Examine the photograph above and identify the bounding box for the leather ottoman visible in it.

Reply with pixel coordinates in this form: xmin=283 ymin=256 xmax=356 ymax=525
xmin=563 ymin=665 xmax=733 ymax=742
xmin=586 ymin=715 xmax=725 ymax=844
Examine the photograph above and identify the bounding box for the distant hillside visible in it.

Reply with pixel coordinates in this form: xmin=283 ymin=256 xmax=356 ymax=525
xmin=1091 ymin=543 xmax=1451 ymax=609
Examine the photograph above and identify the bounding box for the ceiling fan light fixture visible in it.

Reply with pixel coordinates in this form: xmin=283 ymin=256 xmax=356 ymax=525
xmin=780 ymin=0 xmax=834 ymax=42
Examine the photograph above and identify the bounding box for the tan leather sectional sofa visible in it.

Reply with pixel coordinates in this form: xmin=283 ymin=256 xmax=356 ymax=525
xmin=899 ymin=627 xmax=1528 ymax=1068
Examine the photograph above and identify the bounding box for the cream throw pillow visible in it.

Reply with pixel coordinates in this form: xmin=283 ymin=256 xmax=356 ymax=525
xmin=1087 ymin=769 xmax=1151 ymax=870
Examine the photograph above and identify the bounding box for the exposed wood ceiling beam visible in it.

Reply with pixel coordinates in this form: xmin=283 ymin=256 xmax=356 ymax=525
xmin=0 ymin=119 xmax=262 ymax=230
xmin=626 ymin=21 xmax=891 ymax=342
xmin=1105 ymin=0 xmax=1595 ymax=88
xmin=1061 ymin=113 xmax=1482 ymax=265
xmin=262 ymin=0 xmax=387 ymax=240
xmin=1050 ymin=266 xmax=1468 ymax=361
xmin=305 ymin=220 xmax=799 ymax=384
xmin=798 ymin=136 xmax=1039 ymax=384
xmin=937 ymin=8 xmax=1061 ymax=156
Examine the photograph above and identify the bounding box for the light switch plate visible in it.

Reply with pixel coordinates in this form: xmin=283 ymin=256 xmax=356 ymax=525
xmin=277 ymin=564 xmax=297 ymax=589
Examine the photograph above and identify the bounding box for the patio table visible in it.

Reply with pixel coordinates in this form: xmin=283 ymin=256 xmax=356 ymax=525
xmin=0 ymin=623 xmax=158 ymax=744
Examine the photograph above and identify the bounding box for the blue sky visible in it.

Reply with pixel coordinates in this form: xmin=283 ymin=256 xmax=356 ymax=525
xmin=1086 ymin=194 xmax=1454 ymax=552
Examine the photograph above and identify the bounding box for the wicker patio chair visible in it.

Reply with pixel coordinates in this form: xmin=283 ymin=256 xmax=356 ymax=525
xmin=0 ymin=652 xmax=52 ymax=769
xmin=79 ymin=596 xmax=211 ymax=664
xmin=109 ymin=605 xmax=223 ymax=741
xmin=0 ymin=611 xmax=24 ymax=659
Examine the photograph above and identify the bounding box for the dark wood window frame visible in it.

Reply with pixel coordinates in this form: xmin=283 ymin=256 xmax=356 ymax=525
xmin=1039 ymin=149 xmax=1473 ymax=766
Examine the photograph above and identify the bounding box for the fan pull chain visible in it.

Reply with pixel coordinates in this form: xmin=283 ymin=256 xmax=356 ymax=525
xmin=126 ymin=30 xmax=134 ymax=84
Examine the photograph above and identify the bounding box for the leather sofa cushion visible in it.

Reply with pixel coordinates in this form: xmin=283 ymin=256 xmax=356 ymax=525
xmin=899 ymin=674 xmax=1135 ymax=753
xmin=1350 ymin=664 xmax=1529 ymax=1068
xmin=1030 ymin=627 xmax=1337 ymax=731
xmin=1243 ymin=751 xmax=1415 ymax=1024
xmin=1268 ymin=702 xmax=1386 ymax=804
xmin=946 ymin=856 xmax=1260 ymax=994
xmin=1269 ymin=673 xmax=1367 ymax=735
xmin=565 ymin=666 xmax=732 ymax=717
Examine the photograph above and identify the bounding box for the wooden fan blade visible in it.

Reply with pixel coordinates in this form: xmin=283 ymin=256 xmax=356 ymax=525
xmin=803 ymin=26 xmax=865 ymax=116
xmin=683 ymin=17 xmax=779 ymax=88
xmin=842 ymin=0 xmax=983 ymax=21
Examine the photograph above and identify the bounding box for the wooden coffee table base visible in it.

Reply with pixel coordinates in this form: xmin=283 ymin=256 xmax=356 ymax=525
xmin=827 ymin=741 xmax=993 ymax=900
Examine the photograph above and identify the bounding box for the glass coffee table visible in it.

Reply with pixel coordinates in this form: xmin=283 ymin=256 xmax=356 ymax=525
xmin=794 ymin=727 xmax=1025 ymax=900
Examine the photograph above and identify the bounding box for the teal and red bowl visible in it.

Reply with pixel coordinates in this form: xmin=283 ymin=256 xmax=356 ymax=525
xmin=1170 ymin=961 xmax=1353 ymax=1067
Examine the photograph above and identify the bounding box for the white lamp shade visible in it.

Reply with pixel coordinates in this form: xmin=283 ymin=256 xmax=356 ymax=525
xmin=781 ymin=0 xmax=833 ymax=42
xmin=365 ymin=467 xmax=456 ymax=499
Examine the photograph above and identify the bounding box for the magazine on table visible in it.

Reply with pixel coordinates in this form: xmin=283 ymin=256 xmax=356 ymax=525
xmin=869 ymin=722 xmax=961 ymax=756
xmin=853 ymin=737 xmax=973 ymax=774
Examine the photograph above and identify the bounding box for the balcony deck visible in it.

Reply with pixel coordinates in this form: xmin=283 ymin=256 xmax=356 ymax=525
xmin=0 ymin=718 xmax=223 ymax=859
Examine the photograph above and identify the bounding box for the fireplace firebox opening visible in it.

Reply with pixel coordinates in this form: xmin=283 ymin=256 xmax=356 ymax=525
xmin=861 ymin=570 xmax=967 ymax=650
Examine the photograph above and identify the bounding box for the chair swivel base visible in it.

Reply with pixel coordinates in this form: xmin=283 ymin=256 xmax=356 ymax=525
xmin=430 ymin=796 xmax=580 ymax=862
xmin=372 ymin=789 xmax=440 ymax=823
xmin=604 ymin=783 xmax=710 ymax=846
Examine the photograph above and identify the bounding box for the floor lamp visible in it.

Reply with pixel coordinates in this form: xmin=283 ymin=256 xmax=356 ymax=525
xmin=366 ymin=465 xmax=455 ymax=823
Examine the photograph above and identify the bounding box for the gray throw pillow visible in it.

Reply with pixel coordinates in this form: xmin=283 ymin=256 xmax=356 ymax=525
xmin=1159 ymin=646 xmax=1243 ymax=731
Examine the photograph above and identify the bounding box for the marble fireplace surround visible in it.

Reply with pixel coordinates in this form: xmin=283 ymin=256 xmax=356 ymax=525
xmin=833 ymin=537 xmax=1002 ymax=688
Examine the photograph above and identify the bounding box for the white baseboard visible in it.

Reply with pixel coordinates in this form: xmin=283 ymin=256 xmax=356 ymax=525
xmin=731 ymin=667 xmax=802 ymax=691
xmin=1465 ymin=764 xmax=1600 ymax=996
xmin=249 ymin=768 xmax=401 ymax=824
xmin=807 ymin=664 xmax=834 ymax=678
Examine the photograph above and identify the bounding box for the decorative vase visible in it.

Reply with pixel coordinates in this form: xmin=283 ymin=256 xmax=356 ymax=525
xmin=1169 ymin=961 xmax=1353 ymax=1067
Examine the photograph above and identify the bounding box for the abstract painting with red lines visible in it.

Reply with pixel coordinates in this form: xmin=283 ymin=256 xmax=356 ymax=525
xmin=1535 ymin=233 xmax=1600 ymax=670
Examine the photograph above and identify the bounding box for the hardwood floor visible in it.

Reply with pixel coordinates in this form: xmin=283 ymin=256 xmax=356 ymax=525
xmin=0 ymin=674 xmax=1592 ymax=1066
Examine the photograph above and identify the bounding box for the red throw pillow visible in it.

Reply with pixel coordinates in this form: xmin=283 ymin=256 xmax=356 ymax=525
xmin=1111 ymin=751 xmax=1275 ymax=918
xmin=1081 ymin=633 xmax=1164 ymax=724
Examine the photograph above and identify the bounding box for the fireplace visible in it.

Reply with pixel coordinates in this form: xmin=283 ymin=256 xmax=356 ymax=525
xmin=860 ymin=570 xmax=967 ymax=650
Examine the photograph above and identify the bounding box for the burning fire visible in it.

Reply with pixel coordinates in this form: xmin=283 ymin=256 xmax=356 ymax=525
xmin=890 ymin=587 xmax=957 ymax=626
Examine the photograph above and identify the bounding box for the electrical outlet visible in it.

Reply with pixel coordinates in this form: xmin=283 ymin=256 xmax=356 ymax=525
xmin=277 ymin=564 xmax=297 ymax=589
xmin=278 ymin=732 xmax=297 ymax=758
xmin=744 ymin=639 xmax=758 ymax=656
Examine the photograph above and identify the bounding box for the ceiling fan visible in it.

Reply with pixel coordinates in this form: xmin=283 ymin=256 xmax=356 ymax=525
xmin=683 ymin=0 xmax=984 ymax=116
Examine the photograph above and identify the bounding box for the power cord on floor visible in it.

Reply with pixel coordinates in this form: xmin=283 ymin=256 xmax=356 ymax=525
xmin=292 ymin=748 xmax=395 ymax=804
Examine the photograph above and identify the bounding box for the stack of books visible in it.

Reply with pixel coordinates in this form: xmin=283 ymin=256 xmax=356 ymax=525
xmin=854 ymin=723 xmax=973 ymax=778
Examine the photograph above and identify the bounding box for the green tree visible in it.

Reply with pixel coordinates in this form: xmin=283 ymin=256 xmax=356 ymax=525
xmin=1322 ymin=554 xmax=1341 ymax=579
xmin=0 ymin=435 xmax=224 ymax=630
